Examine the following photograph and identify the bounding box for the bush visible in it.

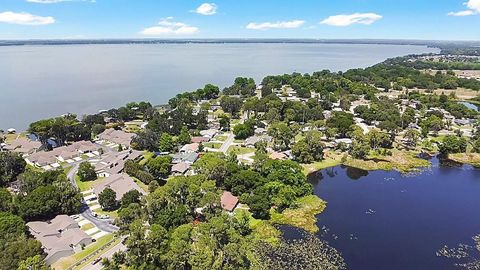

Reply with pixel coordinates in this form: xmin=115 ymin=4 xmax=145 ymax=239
xmin=78 ymin=162 xmax=96 ymax=181
xmin=98 ymin=188 xmax=118 ymax=211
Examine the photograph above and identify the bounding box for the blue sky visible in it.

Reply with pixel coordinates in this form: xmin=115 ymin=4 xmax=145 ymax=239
xmin=0 ymin=0 xmax=479 ymax=40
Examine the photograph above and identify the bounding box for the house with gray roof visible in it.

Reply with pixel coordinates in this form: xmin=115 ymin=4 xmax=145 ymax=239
xmin=27 ymin=215 xmax=92 ymax=265
xmin=93 ymin=173 xmax=146 ymax=201
xmin=172 ymin=152 xmax=199 ymax=165
xmin=97 ymin=128 xmax=135 ymax=148
xmin=94 ymin=149 xmax=143 ymax=177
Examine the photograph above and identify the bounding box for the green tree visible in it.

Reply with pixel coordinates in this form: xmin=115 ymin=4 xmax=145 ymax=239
xmin=404 ymin=129 xmax=421 ymax=147
xmin=98 ymin=187 xmax=118 ymax=211
xmin=327 ymin=111 xmax=354 ymax=138
xmin=268 ymin=122 xmax=294 ymax=151
xmin=121 ymin=189 xmax=142 ymax=208
xmin=350 ymin=140 xmax=371 ymax=159
xmin=146 ymin=156 xmax=172 ymax=179
xmin=438 ymin=135 xmax=468 ymax=155
xmin=0 ymin=152 xmax=26 ymax=186
xmin=178 ymin=127 xmax=192 ymax=145
xmin=17 ymin=255 xmax=50 ymax=270
xmin=159 ymin=133 xmax=174 ymax=152
xmin=0 ymin=188 xmax=14 ymax=212
xmin=233 ymin=123 xmax=254 ymax=140
xmin=78 ymin=161 xmax=96 ymax=181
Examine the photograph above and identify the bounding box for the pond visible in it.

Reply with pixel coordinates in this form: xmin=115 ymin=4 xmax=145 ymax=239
xmin=286 ymin=158 xmax=480 ymax=270
xmin=459 ymin=101 xmax=480 ymax=112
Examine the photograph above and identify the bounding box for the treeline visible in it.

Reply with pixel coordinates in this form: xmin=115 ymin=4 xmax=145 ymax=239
xmin=344 ymin=59 xmax=480 ymax=91
xmin=102 ymin=150 xmax=346 ymax=270
xmin=1 ymin=151 xmax=82 ymax=269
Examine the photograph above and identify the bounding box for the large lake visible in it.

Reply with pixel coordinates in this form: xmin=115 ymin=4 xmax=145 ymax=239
xmin=1 ymin=43 xmax=437 ymax=130
xmin=285 ymin=158 xmax=480 ymax=270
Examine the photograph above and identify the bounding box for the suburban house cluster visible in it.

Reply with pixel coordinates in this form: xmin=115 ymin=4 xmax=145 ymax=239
xmin=25 ymin=140 xmax=99 ymax=169
xmin=27 ymin=215 xmax=93 ymax=265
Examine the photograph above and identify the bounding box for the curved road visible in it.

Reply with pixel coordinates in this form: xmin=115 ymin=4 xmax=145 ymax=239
xmin=67 ymin=163 xmax=119 ymax=233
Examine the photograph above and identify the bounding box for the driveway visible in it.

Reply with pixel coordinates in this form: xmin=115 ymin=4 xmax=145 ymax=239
xmin=67 ymin=163 xmax=119 ymax=233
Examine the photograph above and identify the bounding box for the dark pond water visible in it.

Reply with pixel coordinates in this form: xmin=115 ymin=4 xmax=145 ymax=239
xmin=459 ymin=101 xmax=480 ymax=112
xmin=285 ymin=158 xmax=480 ymax=270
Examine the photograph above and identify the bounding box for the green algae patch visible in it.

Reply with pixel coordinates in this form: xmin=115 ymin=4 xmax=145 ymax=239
xmin=270 ymin=195 xmax=326 ymax=233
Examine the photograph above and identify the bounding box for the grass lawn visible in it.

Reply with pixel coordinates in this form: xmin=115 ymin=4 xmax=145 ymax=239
xmin=204 ymin=142 xmax=222 ymax=149
xmin=81 ymin=223 xmax=95 ymax=231
xmin=227 ymin=146 xmax=255 ymax=155
xmin=4 ymin=132 xmax=26 ymax=143
xmin=214 ymin=135 xmax=228 ymax=141
xmin=76 ymin=176 xmax=104 ymax=192
xmin=449 ymin=153 xmax=480 ymax=167
xmin=235 ymin=209 xmax=281 ymax=245
xmin=52 ymin=234 xmax=115 ymax=270
xmin=73 ymin=237 xmax=122 ymax=270
xmin=344 ymin=149 xmax=430 ymax=173
xmin=270 ymin=195 xmax=327 ymax=233
xmin=133 ymin=177 xmax=149 ymax=193
xmin=233 ymin=139 xmax=245 ymax=143
xmin=139 ymin=152 xmax=154 ymax=166
xmin=301 ymin=157 xmax=342 ymax=175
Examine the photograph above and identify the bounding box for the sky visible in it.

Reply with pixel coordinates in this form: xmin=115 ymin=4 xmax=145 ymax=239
xmin=0 ymin=0 xmax=479 ymax=40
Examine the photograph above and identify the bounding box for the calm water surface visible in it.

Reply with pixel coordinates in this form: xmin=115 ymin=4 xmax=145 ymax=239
xmin=290 ymin=158 xmax=480 ymax=270
xmin=0 ymin=43 xmax=437 ymax=129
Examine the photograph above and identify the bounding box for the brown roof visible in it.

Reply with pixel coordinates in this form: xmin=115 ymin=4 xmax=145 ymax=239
xmin=171 ymin=162 xmax=190 ymax=174
xmin=191 ymin=136 xmax=210 ymax=143
xmin=98 ymin=128 xmax=135 ymax=147
xmin=220 ymin=191 xmax=239 ymax=212
xmin=93 ymin=173 xmax=146 ymax=200
xmin=269 ymin=152 xmax=287 ymax=160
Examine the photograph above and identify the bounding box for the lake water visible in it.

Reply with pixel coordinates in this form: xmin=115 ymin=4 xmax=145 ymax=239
xmin=460 ymin=101 xmax=480 ymax=112
xmin=0 ymin=43 xmax=438 ymax=130
xmin=288 ymin=158 xmax=480 ymax=270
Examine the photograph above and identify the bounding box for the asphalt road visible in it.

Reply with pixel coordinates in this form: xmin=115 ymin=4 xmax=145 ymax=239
xmin=80 ymin=242 xmax=127 ymax=270
xmin=67 ymin=154 xmax=119 ymax=233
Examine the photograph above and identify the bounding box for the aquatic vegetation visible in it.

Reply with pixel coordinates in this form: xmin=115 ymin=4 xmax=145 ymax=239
xmin=270 ymin=195 xmax=326 ymax=233
xmin=253 ymin=235 xmax=346 ymax=270
xmin=437 ymin=234 xmax=480 ymax=269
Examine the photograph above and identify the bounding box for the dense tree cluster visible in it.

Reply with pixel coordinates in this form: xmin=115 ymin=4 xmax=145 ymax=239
xmin=223 ymin=77 xmax=256 ymax=97
xmin=169 ymin=84 xmax=220 ymax=108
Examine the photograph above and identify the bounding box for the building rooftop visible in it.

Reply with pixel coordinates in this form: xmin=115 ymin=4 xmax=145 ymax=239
xmin=93 ymin=173 xmax=146 ymax=200
xmin=221 ymin=191 xmax=239 ymax=212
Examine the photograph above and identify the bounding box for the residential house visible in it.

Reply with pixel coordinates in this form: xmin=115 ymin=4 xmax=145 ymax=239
xmin=94 ymin=149 xmax=143 ymax=177
xmin=221 ymin=191 xmax=239 ymax=212
xmin=171 ymin=162 xmax=191 ymax=176
xmin=172 ymin=152 xmax=199 ymax=165
xmin=93 ymin=173 xmax=146 ymax=201
xmin=4 ymin=138 xmax=42 ymax=155
xmin=97 ymin=128 xmax=135 ymax=148
xmin=27 ymin=215 xmax=92 ymax=265
xmin=180 ymin=143 xmax=200 ymax=153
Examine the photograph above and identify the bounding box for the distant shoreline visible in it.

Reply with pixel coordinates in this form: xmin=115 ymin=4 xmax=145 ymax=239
xmin=0 ymin=38 xmax=478 ymax=48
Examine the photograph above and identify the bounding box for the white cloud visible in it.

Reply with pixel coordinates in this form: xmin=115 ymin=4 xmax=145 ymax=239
xmin=448 ymin=0 xmax=480 ymax=16
xmin=195 ymin=3 xmax=217 ymax=15
xmin=448 ymin=10 xmax=475 ymax=16
xmin=0 ymin=11 xmax=55 ymax=25
xmin=140 ymin=18 xmax=199 ymax=36
xmin=246 ymin=20 xmax=305 ymax=30
xmin=466 ymin=0 xmax=480 ymax=12
xmin=320 ymin=13 xmax=382 ymax=26
xmin=27 ymin=0 xmax=95 ymax=3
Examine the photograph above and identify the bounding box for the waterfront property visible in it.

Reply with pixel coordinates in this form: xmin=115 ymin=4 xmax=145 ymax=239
xmin=96 ymin=128 xmax=135 ymax=149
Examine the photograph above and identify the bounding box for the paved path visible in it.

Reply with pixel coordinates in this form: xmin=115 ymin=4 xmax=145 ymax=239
xmin=67 ymin=162 xmax=119 ymax=233
xmin=80 ymin=242 xmax=127 ymax=270
xmin=218 ymin=112 xmax=248 ymax=154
